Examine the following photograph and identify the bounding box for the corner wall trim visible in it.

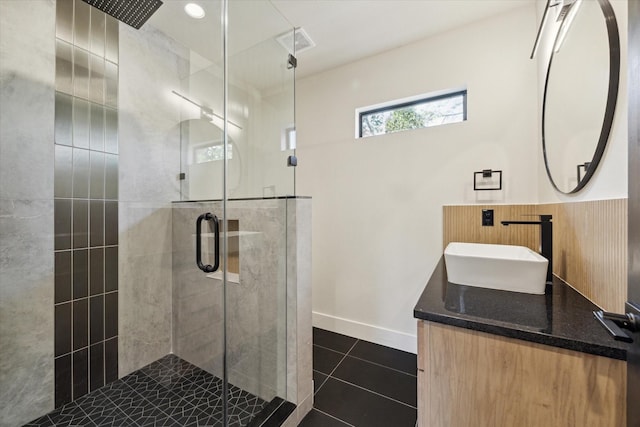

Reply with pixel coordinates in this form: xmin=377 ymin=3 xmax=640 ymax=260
xmin=312 ymin=311 xmax=417 ymax=354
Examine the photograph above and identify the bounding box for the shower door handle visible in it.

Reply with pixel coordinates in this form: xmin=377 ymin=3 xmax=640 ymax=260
xmin=196 ymin=213 xmax=220 ymax=273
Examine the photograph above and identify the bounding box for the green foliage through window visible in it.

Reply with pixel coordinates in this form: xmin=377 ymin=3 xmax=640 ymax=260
xmin=194 ymin=144 xmax=232 ymax=163
xmin=358 ymin=90 xmax=467 ymax=138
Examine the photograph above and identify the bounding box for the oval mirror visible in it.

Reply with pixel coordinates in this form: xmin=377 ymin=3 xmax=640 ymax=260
xmin=542 ymin=0 xmax=620 ymax=194
xmin=181 ymin=118 xmax=243 ymax=200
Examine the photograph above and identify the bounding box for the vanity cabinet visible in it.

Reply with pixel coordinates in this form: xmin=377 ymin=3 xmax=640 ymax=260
xmin=417 ymin=321 xmax=626 ymax=427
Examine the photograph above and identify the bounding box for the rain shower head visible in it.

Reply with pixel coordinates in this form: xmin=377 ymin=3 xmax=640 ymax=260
xmin=82 ymin=0 xmax=163 ymax=29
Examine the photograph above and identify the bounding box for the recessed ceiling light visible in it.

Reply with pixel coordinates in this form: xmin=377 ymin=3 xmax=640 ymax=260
xmin=184 ymin=3 xmax=205 ymax=19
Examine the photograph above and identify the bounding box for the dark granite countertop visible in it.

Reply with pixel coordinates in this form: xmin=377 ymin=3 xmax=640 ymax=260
xmin=414 ymin=257 xmax=630 ymax=360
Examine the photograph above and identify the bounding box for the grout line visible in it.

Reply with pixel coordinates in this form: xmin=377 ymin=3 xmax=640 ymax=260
xmin=312 ymin=408 xmax=356 ymax=427
xmin=329 ymin=376 xmax=417 ymax=410
xmin=312 ymin=342 xmax=351 ymax=356
xmin=339 ymin=354 xmax=417 ymax=378
xmin=314 ymin=340 xmax=360 ymax=396
xmin=313 ymin=340 xmax=359 ymax=396
xmin=312 ymin=370 xmax=330 ymax=395
xmin=327 ymin=340 xmax=358 ymax=378
xmin=345 ymin=339 xmax=358 ymax=356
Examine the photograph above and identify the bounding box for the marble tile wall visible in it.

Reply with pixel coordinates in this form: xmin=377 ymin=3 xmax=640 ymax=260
xmin=0 ymin=1 xmax=56 ymax=426
xmin=284 ymin=198 xmax=313 ymax=425
xmin=117 ymin=22 xmax=187 ymax=377
xmin=172 ymin=199 xmax=287 ymax=400
xmin=172 ymin=198 xmax=311 ymax=417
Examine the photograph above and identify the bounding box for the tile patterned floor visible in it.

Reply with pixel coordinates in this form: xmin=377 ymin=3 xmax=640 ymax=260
xmin=300 ymin=328 xmax=418 ymax=427
xmin=24 ymin=355 xmax=267 ymax=427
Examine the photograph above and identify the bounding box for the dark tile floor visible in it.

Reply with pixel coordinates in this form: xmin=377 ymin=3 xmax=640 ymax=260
xmin=24 ymin=355 xmax=267 ymax=427
xmin=300 ymin=328 xmax=417 ymax=427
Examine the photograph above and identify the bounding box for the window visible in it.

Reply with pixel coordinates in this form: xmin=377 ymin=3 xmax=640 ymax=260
xmin=356 ymin=88 xmax=467 ymax=138
xmin=193 ymin=143 xmax=233 ymax=164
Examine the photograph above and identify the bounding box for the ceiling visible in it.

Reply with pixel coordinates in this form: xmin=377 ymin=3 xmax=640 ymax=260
xmin=270 ymin=0 xmax=535 ymax=79
xmin=148 ymin=0 xmax=535 ymax=88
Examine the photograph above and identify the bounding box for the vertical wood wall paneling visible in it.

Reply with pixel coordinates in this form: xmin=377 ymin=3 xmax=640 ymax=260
xmin=443 ymin=200 xmax=627 ymax=312
xmin=443 ymin=204 xmax=539 ymax=252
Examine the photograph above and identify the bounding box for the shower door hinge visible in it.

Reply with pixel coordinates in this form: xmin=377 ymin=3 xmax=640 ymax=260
xmin=287 ymin=54 xmax=297 ymax=69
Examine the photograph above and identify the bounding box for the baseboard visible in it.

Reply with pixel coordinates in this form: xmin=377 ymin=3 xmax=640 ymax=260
xmin=312 ymin=311 xmax=417 ymax=354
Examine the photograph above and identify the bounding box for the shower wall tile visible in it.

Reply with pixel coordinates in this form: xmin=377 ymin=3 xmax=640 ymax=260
xmin=51 ymin=1 xmax=119 ymax=409
xmin=286 ymin=198 xmax=313 ymax=416
xmin=89 ymin=248 xmax=104 ymax=295
xmin=118 ymin=24 xmax=185 ymax=203
xmin=73 ymin=249 xmax=88 ymax=299
xmin=72 ymin=199 xmax=88 ymax=248
xmin=0 ymin=203 xmax=55 ymax=427
xmin=119 ymin=251 xmax=172 ymax=377
xmin=171 ymin=199 xmax=303 ymax=403
xmin=55 ymin=199 xmax=72 ymax=251
xmin=54 ymin=355 xmax=72 ymax=408
xmin=0 ymin=0 xmax=55 ymax=202
xmin=56 ymin=0 xmax=73 ymax=43
xmin=73 ymin=0 xmax=90 ymax=51
xmin=55 ymin=41 xmax=73 ymax=96
xmin=90 ymin=103 xmax=105 ymax=151
xmin=55 ymin=92 xmax=73 ymax=146
xmin=73 ymin=47 xmax=90 ymax=100
xmin=55 ymin=251 xmax=72 ymax=304
xmin=105 ymin=201 xmax=118 ymax=245
xmin=104 ymin=291 xmax=118 ymax=340
xmin=105 ymin=16 xmax=119 ymax=65
xmin=89 ymin=9 xmax=105 ymax=57
xmin=105 ymin=337 xmax=118 ymax=383
xmin=105 ymin=154 xmax=118 ymax=200
xmin=73 ymin=298 xmax=89 ymax=350
xmin=72 ymin=348 xmax=89 ymax=400
xmin=105 ymin=247 xmax=118 ymax=292
xmin=73 ymin=98 xmax=90 ymax=149
xmin=72 ymin=148 xmax=90 ymax=198
xmin=115 ymin=13 xmax=187 ymax=381
xmin=89 ymin=151 xmax=105 ymax=199
xmin=90 ymin=295 xmax=104 ymax=344
xmin=54 ymin=145 xmax=73 ymax=198
xmin=89 ymin=56 xmax=105 ymax=105
xmin=89 ymin=343 xmax=105 ymax=391
xmin=89 ymin=200 xmax=104 ymax=247
xmin=104 ymin=107 xmax=118 ymax=154
xmin=105 ymin=61 xmax=118 ymax=108
xmin=119 ymin=203 xmax=171 ymax=257
xmin=55 ymin=303 xmax=72 ymax=357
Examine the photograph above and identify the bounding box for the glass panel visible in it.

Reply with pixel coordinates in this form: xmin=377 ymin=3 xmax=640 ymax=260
xmin=224 ymin=2 xmax=293 ymax=419
xmin=227 ymin=2 xmax=296 ymax=199
xmin=3 ymin=1 xmax=296 ymax=425
xmin=144 ymin=0 xmax=235 ymax=424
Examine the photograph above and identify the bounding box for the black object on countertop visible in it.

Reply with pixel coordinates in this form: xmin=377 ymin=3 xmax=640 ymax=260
xmin=414 ymin=257 xmax=630 ymax=360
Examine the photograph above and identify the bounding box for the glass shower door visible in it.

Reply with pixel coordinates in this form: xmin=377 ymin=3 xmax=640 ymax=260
xmin=0 ymin=0 xmax=295 ymax=425
xmin=172 ymin=0 xmax=296 ymax=424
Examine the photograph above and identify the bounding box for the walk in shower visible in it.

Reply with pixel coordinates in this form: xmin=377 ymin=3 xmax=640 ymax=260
xmin=0 ymin=1 xmax=312 ymax=426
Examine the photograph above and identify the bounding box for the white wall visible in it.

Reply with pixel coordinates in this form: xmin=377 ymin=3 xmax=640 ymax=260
xmin=296 ymin=5 xmax=540 ymax=352
xmin=536 ymin=0 xmax=628 ymax=202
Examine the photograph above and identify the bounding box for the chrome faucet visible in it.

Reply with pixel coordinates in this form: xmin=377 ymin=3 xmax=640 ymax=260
xmin=501 ymin=215 xmax=553 ymax=285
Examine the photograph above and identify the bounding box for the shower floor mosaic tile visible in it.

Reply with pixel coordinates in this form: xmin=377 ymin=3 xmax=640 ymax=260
xmin=24 ymin=355 xmax=268 ymax=427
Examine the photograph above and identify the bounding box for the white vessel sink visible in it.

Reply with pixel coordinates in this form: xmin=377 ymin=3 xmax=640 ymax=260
xmin=444 ymin=242 xmax=548 ymax=295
